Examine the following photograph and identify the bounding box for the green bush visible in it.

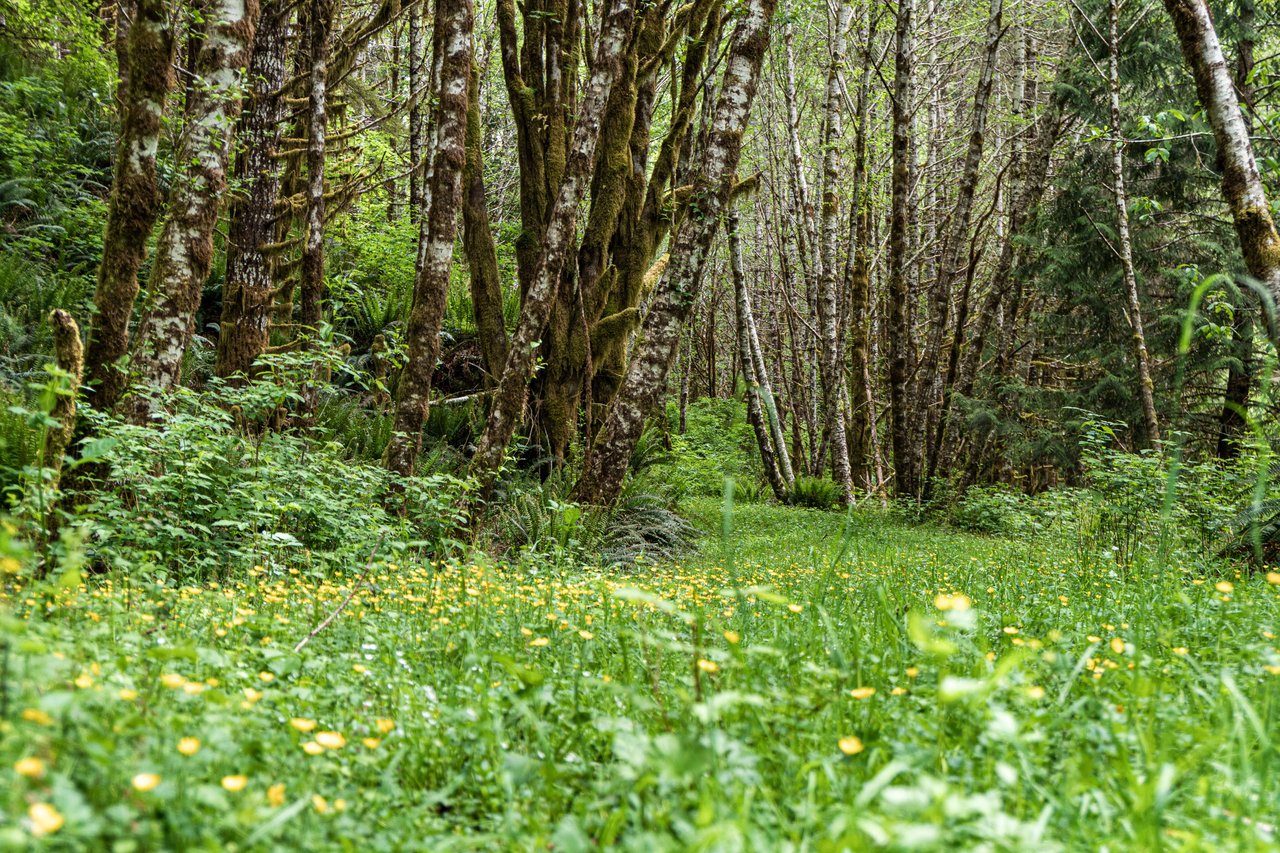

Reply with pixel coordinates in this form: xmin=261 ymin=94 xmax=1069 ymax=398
xmin=60 ymin=379 xmax=470 ymax=582
xmin=788 ymin=476 xmax=840 ymax=510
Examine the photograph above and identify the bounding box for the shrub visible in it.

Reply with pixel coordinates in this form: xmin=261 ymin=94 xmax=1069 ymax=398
xmin=54 ymin=379 xmax=470 ymax=582
xmin=788 ymin=476 xmax=840 ymax=510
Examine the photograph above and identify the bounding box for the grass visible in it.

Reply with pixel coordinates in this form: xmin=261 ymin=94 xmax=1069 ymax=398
xmin=2 ymin=496 xmax=1279 ymax=850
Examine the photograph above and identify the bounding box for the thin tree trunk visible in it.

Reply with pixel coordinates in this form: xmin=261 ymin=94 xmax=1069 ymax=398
xmin=82 ymin=0 xmax=175 ymax=412
xmin=817 ymin=0 xmax=854 ymax=504
xmin=408 ymin=0 xmax=425 ymax=221
xmin=1109 ymin=0 xmax=1160 ymax=446
xmin=574 ymin=0 xmax=777 ymax=507
xmin=300 ymin=0 xmax=332 ymax=338
xmin=126 ymin=0 xmax=258 ymax=419
xmin=1216 ymin=1 xmax=1256 ymax=459
xmin=730 ymin=211 xmax=788 ymax=500
xmin=217 ymin=0 xmax=289 ymax=381
xmin=887 ymin=0 xmax=918 ymax=498
xmin=1164 ymin=0 xmax=1280 ymax=323
xmin=467 ymin=0 xmax=637 ymax=496
xmin=385 ymin=0 xmax=474 ymax=479
xmin=921 ymin=0 xmax=1002 ymax=486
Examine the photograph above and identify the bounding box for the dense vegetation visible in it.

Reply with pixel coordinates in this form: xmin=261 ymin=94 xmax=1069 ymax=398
xmin=2 ymin=0 xmax=1280 ymax=847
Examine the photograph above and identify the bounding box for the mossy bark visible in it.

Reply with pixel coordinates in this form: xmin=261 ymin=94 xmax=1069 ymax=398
xmin=82 ymin=0 xmax=175 ymax=412
xmin=385 ymin=0 xmax=474 ymax=479
xmin=887 ymin=0 xmax=918 ymax=498
xmin=126 ymin=0 xmax=259 ymax=422
xmin=574 ymin=0 xmax=777 ymax=507
xmin=462 ymin=60 xmax=508 ymax=385
xmin=44 ymin=311 xmax=84 ymax=490
xmin=1164 ymin=0 xmax=1280 ymax=328
xmin=217 ymin=0 xmax=289 ymax=382
xmin=468 ymin=0 xmax=637 ymax=499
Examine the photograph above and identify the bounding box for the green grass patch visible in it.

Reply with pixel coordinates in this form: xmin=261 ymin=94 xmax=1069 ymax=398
xmin=2 ymin=498 xmax=1279 ymax=850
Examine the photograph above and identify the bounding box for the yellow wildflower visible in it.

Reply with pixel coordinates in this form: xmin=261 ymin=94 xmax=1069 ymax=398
xmin=315 ymin=731 xmax=346 ymax=749
xmin=177 ymin=737 xmax=201 ymax=756
xmin=302 ymin=741 xmax=324 ymax=756
xmin=131 ymin=773 xmax=161 ymax=792
xmin=850 ymin=687 xmax=876 ymax=700
xmin=290 ymin=718 xmax=317 ymax=733
xmin=22 ymin=708 xmax=54 ymax=726
xmin=14 ymin=756 xmax=46 ymax=779
xmin=376 ymin=718 xmax=396 ymax=734
xmin=838 ymin=736 xmax=864 ymax=755
xmin=28 ymin=803 xmax=64 ymax=836
xmin=267 ymin=783 xmax=286 ymax=807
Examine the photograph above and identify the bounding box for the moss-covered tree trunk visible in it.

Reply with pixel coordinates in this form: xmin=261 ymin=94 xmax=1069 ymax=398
xmin=216 ymin=0 xmax=289 ymax=381
xmin=384 ymin=0 xmax=474 ymax=479
xmin=44 ymin=311 xmax=84 ymax=491
xmin=462 ymin=60 xmax=507 ymax=384
xmin=573 ymin=0 xmax=777 ymax=507
xmin=466 ymin=0 xmax=637 ymax=498
xmin=82 ymin=0 xmax=175 ymax=412
xmin=126 ymin=0 xmax=259 ymax=420
xmin=1164 ymin=0 xmax=1280 ymax=323
xmin=887 ymin=0 xmax=918 ymax=498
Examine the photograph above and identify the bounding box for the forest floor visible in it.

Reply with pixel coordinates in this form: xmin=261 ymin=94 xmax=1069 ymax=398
xmin=4 ymin=498 xmax=1280 ymax=850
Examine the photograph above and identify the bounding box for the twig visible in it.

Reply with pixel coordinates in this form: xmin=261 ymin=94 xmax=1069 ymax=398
xmin=293 ymin=535 xmax=384 ymax=653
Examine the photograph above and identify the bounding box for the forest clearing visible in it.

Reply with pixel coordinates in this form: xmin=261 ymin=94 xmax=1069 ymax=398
xmin=3 ymin=0 xmax=1280 ymax=847
xmin=5 ymin=496 xmax=1279 ymax=850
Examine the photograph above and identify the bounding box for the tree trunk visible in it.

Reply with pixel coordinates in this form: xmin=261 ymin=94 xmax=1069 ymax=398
xmin=1109 ymin=0 xmax=1160 ymax=446
xmin=44 ymin=311 xmax=84 ymax=490
xmin=463 ymin=58 xmax=508 ymax=383
xmin=817 ymin=0 xmax=854 ymax=504
xmin=300 ymin=0 xmax=332 ymax=338
xmin=921 ymin=0 xmax=1002 ymax=487
xmin=887 ymin=0 xmax=918 ymax=498
xmin=573 ymin=0 xmax=777 ymax=507
xmin=730 ymin=212 xmax=789 ymax=500
xmin=1163 ymin=0 xmax=1280 ymax=324
xmin=217 ymin=0 xmax=289 ymax=381
xmin=1216 ymin=0 xmax=1256 ymax=460
xmin=408 ymin=0 xmax=426 ymax=221
xmin=126 ymin=0 xmax=258 ymax=419
xmin=467 ymin=0 xmax=637 ymax=496
xmin=385 ymin=0 xmax=474 ymax=479
xmin=82 ymin=0 xmax=175 ymax=412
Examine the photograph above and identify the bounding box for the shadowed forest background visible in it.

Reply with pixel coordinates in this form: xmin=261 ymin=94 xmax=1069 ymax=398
xmin=2 ymin=0 xmax=1280 ymax=848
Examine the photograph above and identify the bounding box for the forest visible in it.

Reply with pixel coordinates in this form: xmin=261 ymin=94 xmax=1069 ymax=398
xmin=1 ymin=0 xmax=1280 ymax=847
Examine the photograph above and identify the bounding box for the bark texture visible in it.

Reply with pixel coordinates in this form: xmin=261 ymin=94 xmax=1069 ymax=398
xmin=44 ymin=310 xmax=85 ymax=489
xmin=83 ymin=0 xmax=175 ymax=412
xmin=384 ymin=0 xmax=474 ymax=478
xmin=468 ymin=0 xmax=638 ymax=496
xmin=573 ymin=0 xmax=777 ymax=507
xmin=216 ymin=0 xmax=289 ymax=381
xmin=1164 ymin=0 xmax=1280 ymax=323
xmin=816 ymin=0 xmax=853 ymax=503
xmin=887 ymin=0 xmax=917 ymax=497
xmin=128 ymin=0 xmax=259 ymax=419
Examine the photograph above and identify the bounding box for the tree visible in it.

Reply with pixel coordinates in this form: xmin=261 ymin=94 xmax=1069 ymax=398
xmin=216 ymin=0 xmax=290 ymax=382
xmin=1164 ymin=0 xmax=1280 ymax=321
xmin=81 ymin=0 xmax=175 ymax=412
xmin=384 ymin=0 xmax=474 ymax=478
xmin=126 ymin=0 xmax=260 ymax=419
xmin=467 ymin=0 xmax=638 ymax=497
xmin=574 ymin=0 xmax=779 ymax=507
